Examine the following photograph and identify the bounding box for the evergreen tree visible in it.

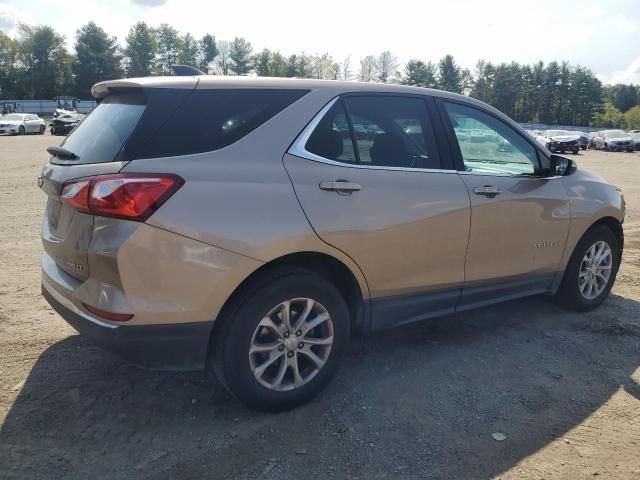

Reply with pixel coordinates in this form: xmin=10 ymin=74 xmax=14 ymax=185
xmin=124 ymin=22 xmax=156 ymax=77
xmin=229 ymin=37 xmax=253 ymax=75
xmin=73 ymin=22 xmax=123 ymax=98
xmin=402 ymin=60 xmax=438 ymax=88
xmin=437 ymin=54 xmax=462 ymax=93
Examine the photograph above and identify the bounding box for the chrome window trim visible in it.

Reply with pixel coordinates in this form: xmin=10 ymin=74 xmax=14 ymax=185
xmin=287 ymin=96 xmax=457 ymax=175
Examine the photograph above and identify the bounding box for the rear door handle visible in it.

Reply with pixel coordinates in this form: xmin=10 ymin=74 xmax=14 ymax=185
xmin=319 ymin=181 xmax=362 ymax=193
xmin=473 ymin=185 xmax=501 ymax=196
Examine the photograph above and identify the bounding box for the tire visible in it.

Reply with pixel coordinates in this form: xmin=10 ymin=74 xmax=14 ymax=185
xmin=212 ymin=269 xmax=350 ymax=412
xmin=18 ymin=126 xmax=25 ymax=135
xmin=556 ymin=226 xmax=621 ymax=312
xmin=39 ymin=125 xmax=45 ymax=135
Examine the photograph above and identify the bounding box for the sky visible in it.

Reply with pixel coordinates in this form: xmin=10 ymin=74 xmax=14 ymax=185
xmin=1 ymin=0 xmax=639 ymax=84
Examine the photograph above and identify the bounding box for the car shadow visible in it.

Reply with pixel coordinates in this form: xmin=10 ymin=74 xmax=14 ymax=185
xmin=1 ymin=294 xmax=639 ymax=479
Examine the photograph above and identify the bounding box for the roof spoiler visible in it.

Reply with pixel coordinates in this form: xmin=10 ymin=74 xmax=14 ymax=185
xmin=171 ymin=65 xmax=205 ymax=76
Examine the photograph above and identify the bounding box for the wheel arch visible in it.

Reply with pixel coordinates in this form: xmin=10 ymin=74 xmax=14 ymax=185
xmin=553 ymin=215 xmax=623 ymax=294
xmin=208 ymin=251 xmax=370 ymax=362
xmin=587 ymin=216 xmax=624 ymax=252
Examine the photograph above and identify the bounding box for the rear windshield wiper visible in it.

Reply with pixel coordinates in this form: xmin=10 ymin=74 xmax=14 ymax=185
xmin=47 ymin=145 xmax=79 ymax=160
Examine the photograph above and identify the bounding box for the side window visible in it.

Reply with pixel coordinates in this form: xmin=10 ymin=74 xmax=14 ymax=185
xmin=139 ymin=89 xmax=309 ymax=159
xmin=305 ymin=101 xmax=357 ymax=163
xmin=344 ymin=96 xmax=441 ymax=169
xmin=444 ymin=102 xmax=539 ymax=175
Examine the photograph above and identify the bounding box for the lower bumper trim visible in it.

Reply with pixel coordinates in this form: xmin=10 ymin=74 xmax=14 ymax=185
xmin=42 ymin=284 xmax=214 ymax=370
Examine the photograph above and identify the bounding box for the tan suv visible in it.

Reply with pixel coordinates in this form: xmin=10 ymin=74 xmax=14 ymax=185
xmin=40 ymin=75 xmax=624 ymax=411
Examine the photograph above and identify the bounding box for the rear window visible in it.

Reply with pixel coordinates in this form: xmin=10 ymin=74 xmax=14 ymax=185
xmin=137 ymin=89 xmax=309 ymax=159
xmin=61 ymin=93 xmax=146 ymax=164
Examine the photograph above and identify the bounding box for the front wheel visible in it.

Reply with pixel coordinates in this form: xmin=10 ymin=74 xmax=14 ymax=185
xmin=556 ymin=226 xmax=621 ymax=311
xmin=39 ymin=125 xmax=45 ymax=135
xmin=18 ymin=126 xmax=25 ymax=135
xmin=212 ymin=270 xmax=350 ymax=411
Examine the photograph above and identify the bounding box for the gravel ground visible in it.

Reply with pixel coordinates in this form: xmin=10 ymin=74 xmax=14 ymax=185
xmin=1 ymin=134 xmax=639 ymax=479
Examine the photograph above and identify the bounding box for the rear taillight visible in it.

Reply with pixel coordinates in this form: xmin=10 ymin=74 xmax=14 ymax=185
xmin=60 ymin=174 xmax=184 ymax=221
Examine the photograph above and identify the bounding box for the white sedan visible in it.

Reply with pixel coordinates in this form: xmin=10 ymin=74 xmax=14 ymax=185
xmin=0 ymin=113 xmax=46 ymax=135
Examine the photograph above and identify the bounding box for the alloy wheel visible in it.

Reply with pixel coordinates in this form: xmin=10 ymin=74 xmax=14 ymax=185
xmin=578 ymin=240 xmax=613 ymax=300
xmin=249 ymin=298 xmax=334 ymax=391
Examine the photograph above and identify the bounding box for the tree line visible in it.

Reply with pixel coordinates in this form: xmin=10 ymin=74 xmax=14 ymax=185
xmin=1 ymin=21 xmax=639 ymax=128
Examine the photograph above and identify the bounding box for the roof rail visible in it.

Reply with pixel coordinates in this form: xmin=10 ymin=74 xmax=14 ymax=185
xmin=170 ymin=65 xmax=205 ymax=76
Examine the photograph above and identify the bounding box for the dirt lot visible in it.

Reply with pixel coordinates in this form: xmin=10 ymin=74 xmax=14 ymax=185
xmin=1 ymin=134 xmax=639 ymax=479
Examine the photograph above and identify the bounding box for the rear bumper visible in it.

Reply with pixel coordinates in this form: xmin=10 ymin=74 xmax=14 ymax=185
xmin=42 ymin=282 xmax=213 ymax=370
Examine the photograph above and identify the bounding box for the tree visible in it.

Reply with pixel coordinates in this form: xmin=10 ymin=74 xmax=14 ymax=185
xmin=155 ymin=24 xmax=183 ymax=75
xmin=268 ymin=51 xmax=288 ymax=77
xmin=593 ymin=102 xmax=626 ymax=129
xmin=402 ymin=59 xmax=437 ymax=88
xmin=310 ymin=53 xmax=339 ymax=80
xmin=214 ymin=40 xmax=231 ymax=75
xmin=296 ymin=53 xmax=312 ymax=78
xmin=177 ymin=33 xmax=199 ymax=66
xmin=358 ymin=55 xmax=378 ymax=82
xmin=470 ymin=60 xmax=495 ymax=103
xmin=199 ymin=34 xmax=218 ymax=72
xmin=253 ymin=48 xmax=271 ymax=76
xmin=124 ymin=22 xmax=156 ymax=77
xmin=286 ymin=54 xmax=298 ymax=77
xmin=17 ymin=23 xmax=73 ymax=99
xmin=340 ymin=55 xmax=351 ymax=81
xmin=0 ymin=32 xmax=19 ymax=98
xmin=377 ymin=50 xmax=399 ymax=83
xmin=612 ymin=84 xmax=639 ymax=113
xmin=624 ymin=105 xmax=640 ymax=130
xmin=229 ymin=37 xmax=253 ymax=75
xmin=73 ymin=22 xmax=123 ymax=98
xmin=438 ymin=54 xmax=462 ymax=93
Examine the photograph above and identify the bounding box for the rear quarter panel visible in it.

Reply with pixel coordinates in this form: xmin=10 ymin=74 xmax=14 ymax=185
xmin=120 ymin=88 xmax=370 ymax=299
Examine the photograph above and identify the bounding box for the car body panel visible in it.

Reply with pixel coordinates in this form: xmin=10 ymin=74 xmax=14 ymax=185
xmin=556 ymin=168 xmax=625 ymax=274
xmin=457 ymin=173 xmax=571 ymax=307
xmin=283 ymin=153 xmax=471 ymax=324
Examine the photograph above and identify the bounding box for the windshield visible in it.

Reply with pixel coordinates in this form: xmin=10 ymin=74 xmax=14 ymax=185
xmin=604 ymin=130 xmax=626 ymax=138
xmin=2 ymin=114 xmax=24 ymax=121
xmin=546 ymin=130 xmax=572 ymax=137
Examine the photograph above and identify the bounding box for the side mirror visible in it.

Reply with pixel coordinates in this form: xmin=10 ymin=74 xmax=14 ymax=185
xmin=549 ymin=154 xmax=577 ymax=176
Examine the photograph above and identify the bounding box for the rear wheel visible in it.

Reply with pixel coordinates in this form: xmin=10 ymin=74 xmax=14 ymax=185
xmin=212 ymin=270 xmax=350 ymax=411
xmin=39 ymin=125 xmax=45 ymax=135
xmin=556 ymin=226 xmax=620 ymax=311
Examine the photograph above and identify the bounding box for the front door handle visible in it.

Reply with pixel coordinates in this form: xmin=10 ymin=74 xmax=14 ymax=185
xmin=473 ymin=185 xmax=501 ymax=196
xmin=319 ymin=181 xmax=362 ymax=194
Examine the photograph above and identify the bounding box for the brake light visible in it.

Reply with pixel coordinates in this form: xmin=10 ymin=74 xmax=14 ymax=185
xmin=60 ymin=174 xmax=184 ymax=221
xmin=60 ymin=180 xmax=91 ymax=213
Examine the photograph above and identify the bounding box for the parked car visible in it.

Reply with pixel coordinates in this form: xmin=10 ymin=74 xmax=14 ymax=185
xmin=599 ymin=130 xmax=636 ymax=152
xmin=50 ymin=112 xmax=85 ymax=136
xmin=573 ymin=131 xmax=589 ymax=150
xmin=0 ymin=113 xmax=46 ymax=135
xmin=535 ymin=130 xmax=580 ymax=154
xmin=40 ymin=75 xmax=625 ymax=411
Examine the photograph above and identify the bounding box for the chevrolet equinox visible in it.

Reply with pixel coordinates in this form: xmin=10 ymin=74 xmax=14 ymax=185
xmin=40 ymin=75 xmax=625 ymax=411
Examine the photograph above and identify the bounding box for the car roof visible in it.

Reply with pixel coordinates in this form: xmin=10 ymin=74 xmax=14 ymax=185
xmin=92 ymin=75 xmax=466 ymax=101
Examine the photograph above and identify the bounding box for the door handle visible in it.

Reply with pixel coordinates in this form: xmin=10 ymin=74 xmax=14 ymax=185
xmin=473 ymin=185 xmax=501 ymax=196
xmin=319 ymin=181 xmax=362 ymax=193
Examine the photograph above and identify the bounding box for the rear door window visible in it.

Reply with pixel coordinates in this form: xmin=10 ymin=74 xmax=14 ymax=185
xmin=138 ymin=89 xmax=309 ymax=159
xmin=60 ymin=93 xmax=146 ymax=164
xmin=304 ymin=95 xmax=441 ymax=169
